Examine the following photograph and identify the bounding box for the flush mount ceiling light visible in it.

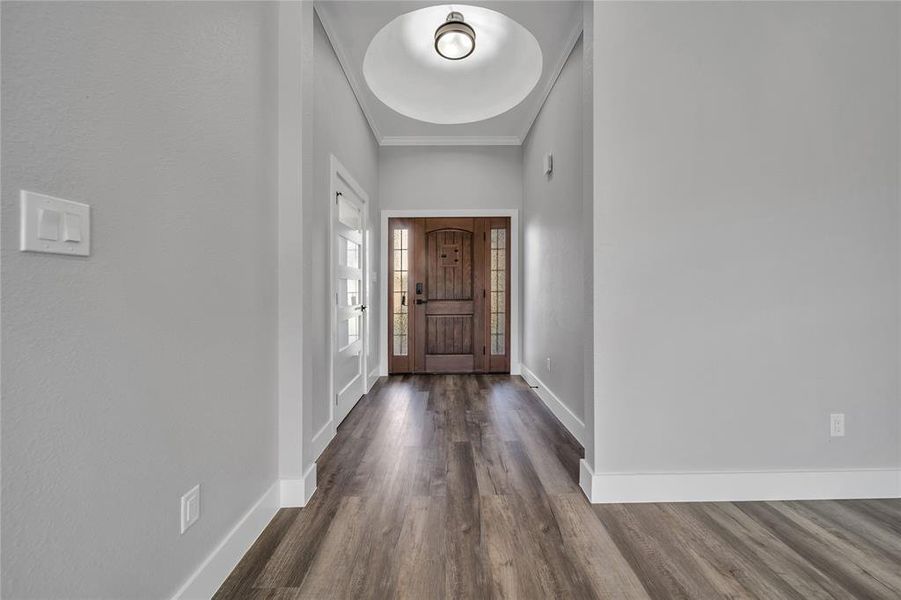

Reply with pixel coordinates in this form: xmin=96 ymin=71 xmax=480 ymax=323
xmin=434 ymin=11 xmax=475 ymax=60
xmin=364 ymin=5 xmax=542 ymax=124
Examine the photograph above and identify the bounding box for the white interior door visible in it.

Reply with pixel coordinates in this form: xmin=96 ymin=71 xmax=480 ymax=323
xmin=334 ymin=182 xmax=367 ymax=424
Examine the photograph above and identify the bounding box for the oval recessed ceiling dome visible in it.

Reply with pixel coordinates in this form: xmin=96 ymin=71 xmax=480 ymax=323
xmin=363 ymin=5 xmax=543 ymax=125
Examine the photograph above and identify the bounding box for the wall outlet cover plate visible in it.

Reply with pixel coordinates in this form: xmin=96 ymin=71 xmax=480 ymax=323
xmin=829 ymin=413 xmax=845 ymax=437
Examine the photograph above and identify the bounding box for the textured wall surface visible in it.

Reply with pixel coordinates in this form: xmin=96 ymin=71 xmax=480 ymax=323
xmin=307 ymin=13 xmax=380 ymax=443
xmin=592 ymin=2 xmax=900 ymax=474
xmin=522 ymin=37 xmax=586 ymax=421
xmin=379 ymin=146 xmax=523 ymax=211
xmin=1 ymin=3 xmax=279 ymax=597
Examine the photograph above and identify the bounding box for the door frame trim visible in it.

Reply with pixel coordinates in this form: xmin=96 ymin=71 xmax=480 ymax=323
xmin=380 ymin=209 xmax=520 ymax=376
xmin=329 ymin=154 xmax=370 ymax=435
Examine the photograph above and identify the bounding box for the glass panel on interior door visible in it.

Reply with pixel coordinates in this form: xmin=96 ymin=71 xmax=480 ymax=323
xmin=337 ymin=194 xmax=362 ymax=230
xmin=340 ymin=236 xmax=360 ymax=270
xmin=339 ymin=313 xmax=361 ymax=350
xmin=342 ymin=278 xmax=360 ymax=307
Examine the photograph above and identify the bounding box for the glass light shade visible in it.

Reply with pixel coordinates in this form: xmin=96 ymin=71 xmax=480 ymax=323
xmin=435 ymin=13 xmax=475 ymax=60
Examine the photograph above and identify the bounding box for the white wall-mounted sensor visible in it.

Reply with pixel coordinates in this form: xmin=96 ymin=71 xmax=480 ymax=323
xmin=544 ymin=153 xmax=553 ymax=175
xmin=180 ymin=484 xmax=200 ymax=534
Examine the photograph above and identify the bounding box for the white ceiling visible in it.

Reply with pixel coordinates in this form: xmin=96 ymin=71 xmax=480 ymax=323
xmin=363 ymin=5 xmax=544 ymax=125
xmin=314 ymin=1 xmax=583 ymax=146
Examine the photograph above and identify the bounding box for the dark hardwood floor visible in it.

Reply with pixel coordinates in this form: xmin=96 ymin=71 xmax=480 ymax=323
xmin=215 ymin=375 xmax=901 ymax=599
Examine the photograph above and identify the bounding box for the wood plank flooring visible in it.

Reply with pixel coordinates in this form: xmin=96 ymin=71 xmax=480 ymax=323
xmin=215 ymin=375 xmax=901 ymax=599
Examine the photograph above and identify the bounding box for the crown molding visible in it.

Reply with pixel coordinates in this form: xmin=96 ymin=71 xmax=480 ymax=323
xmin=380 ymin=135 xmax=522 ymax=147
xmin=313 ymin=2 xmax=384 ymax=143
xmin=520 ymin=19 xmax=584 ymax=144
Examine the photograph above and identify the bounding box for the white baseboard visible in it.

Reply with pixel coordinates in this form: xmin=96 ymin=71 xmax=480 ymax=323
xmin=579 ymin=464 xmax=901 ymax=504
xmin=519 ymin=364 xmax=585 ymax=445
xmin=310 ymin=418 xmax=334 ymax=465
xmin=367 ymin=368 xmax=381 ymax=392
xmin=281 ymin=465 xmax=317 ymax=508
xmin=171 ymin=473 xmax=319 ymax=599
xmin=171 ymin=481 xmax=281 ymax=600
xmin=579 ymin=459 xmax=596 ymax=501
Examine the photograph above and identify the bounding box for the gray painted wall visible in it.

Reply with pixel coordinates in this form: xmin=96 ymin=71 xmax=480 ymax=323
xmin=899 ymin=5 xmax=901 ymax=473
xmin=592 ymin=2 xmax=901 ymax=474
xmin=307 ymin=13 xmax=380 ymax=449
xmin=580 ymin=1 xmax=595 ymax=471
xmin=1 ymin=2 xmax=278 ymax=597
xmin=522 ymin=38 xmax=586 ymax=421
xmin=379 ymin=146 xmax=523 ymax=211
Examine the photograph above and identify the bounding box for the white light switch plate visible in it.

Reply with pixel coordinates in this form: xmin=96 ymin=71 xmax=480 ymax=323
xmin=180 ymin=484 xmax=200 ymax=534
xmin=20 ymin=190 xmax=90 ymax=256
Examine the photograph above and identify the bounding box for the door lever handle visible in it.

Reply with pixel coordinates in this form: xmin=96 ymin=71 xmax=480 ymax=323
xmin=416 ymin=299 xmax=428 ymax=305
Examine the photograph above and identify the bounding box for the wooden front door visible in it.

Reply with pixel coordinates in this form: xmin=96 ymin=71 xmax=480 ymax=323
xmin=389 ymin=217 xmax=510 ymax=374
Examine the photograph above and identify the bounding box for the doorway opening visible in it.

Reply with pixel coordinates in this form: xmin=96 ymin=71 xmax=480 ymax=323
xmin=388 ymin=217 xmax=511 ymax=374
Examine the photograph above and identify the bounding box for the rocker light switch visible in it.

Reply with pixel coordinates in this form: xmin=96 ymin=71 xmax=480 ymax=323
xmin=38 ymin=209 xmax=61 ymax=241
xmin=64 ymin=213 xmax=83 ymax=242
xmin=20 ymin=190 xmax=90 ymax=256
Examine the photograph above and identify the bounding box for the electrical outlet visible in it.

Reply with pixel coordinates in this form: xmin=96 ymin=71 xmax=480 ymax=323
xmin=180 ymin=484 xmax=200 ymax=534
xmin=829 ymin=413 xmax=845 ymax=437
xmin=546 ymin=357 xmax=551 ymax=372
